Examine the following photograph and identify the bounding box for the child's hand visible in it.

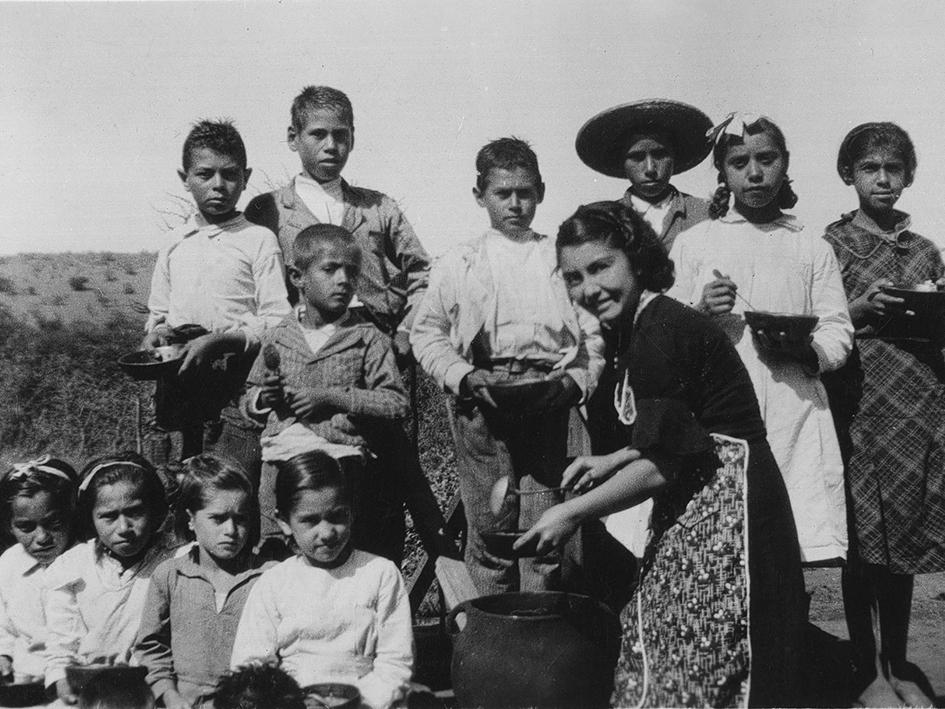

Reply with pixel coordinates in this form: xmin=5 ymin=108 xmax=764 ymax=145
xmin=141 ymin=325 xmax=172 ymax=350
xmin=459 ymin=370 xmax=500 ymax=408
xmin=698 ymin=270 xmax=738 ymax=315
xmin=283 ymin=386 xmax=342 ymax=420
xmin=849 ymin=278 xmax=909 ymax=326
xmin=0 ymin=655 xmax=11 ymax=678
xmin=258 ymin=374 xmax=285 ymax=409
xmin=392 ymin=331 xmax=413 ymax=361
xmin=562 ymin=449 xmax=641 ymax=493
xmin=161 ymin=688 xmax=193 ymax=709
xmin=178 ymin=331 xmax=246 ymax=377
xmin=56 ymin=678 xmax=78 ymax=705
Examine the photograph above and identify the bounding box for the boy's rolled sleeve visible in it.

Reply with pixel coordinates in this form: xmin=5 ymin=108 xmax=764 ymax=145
xmin=563 ymin=304 xmax=606 ymax=402
xmin=409 ymin=262 xmax=474 ymax=396
xmin=240 ymin=238 xmax=291 ymax=350
xmin=145 ymin=247 xmax=172 ymax=334
xmin=134 ymin=566 xmax=177 ymax=701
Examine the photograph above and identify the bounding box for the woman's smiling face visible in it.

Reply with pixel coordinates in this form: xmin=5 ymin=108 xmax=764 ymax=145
xmin=558 ymin=240 xmax=642 ymax=325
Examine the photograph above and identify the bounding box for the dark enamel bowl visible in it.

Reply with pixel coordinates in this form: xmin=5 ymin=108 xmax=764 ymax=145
xmin=744 ymin=311 xmax=819 ymax=343
xmin=481 ymin=529 xmax=540 ymax=558
xmin=301 ymin=682 xmax=361 ymax=709
xmin=0 ymin=680 xmax=45 ymax=707
xmin=117 ymin=349 xmax=183 ymax=381
xmin=65 ymin=664 xmax=147 ymax=695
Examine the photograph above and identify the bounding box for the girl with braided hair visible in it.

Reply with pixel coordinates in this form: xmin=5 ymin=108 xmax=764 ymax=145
xmin=668 ymin=114 xmax=854 ymax=570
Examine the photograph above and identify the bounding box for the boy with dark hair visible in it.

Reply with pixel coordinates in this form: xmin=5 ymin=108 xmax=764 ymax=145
xmin=144 ymin=119 xmax=291 ymax=473
xmin=241 ymin=224 xmax=410 ymax=562
xmin=245 ymin=85 xmax=430 ymax=352
xmin=411 ymin=137 xmax=605 ymax=595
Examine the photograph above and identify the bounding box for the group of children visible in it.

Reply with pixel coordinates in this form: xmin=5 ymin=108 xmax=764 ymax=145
xmin=0 ymin=84 xmax=941 ymax=709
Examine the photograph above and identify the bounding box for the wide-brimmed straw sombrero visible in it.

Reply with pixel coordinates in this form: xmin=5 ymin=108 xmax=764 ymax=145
xmin=576 ymin=99 xmax=713 ymax=178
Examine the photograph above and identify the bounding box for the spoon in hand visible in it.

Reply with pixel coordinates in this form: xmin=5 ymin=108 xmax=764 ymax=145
xmin=488 ymin=476 xmax=571 ymax=516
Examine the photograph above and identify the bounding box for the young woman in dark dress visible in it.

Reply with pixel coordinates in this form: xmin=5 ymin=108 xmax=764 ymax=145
xmin=516 ymin=201 xmax=805 ymax=708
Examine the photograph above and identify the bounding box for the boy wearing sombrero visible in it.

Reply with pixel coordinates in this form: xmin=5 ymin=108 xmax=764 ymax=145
xmin=576 ymin=99 xmax=713 ymax=252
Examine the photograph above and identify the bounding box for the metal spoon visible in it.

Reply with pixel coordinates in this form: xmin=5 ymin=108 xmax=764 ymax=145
xmin=488 ymin=476 xmax=571 ymax=516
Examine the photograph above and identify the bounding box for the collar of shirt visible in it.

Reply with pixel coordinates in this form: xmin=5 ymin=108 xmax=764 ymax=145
xmin=632 ymin=290 xmax=661 ymax=326
xmin=295 ymin=304 xmax=350 ymax=354
xmin=175 ymin=543 xmax=268 ymax=584
xmin=295 ymin=174 xmax=344 ymax=224
xmin=849 ymin=209 xmax=912 ymax=246
xmin=718 ymin=210 xmax=804 ymax=232
xmin=180 ymin=212 xmax=246 ymax=239
xmin=626 ymin=186 xmax=680 ymax=217
xmin=6 ymin=543 xmax=46 ymax=577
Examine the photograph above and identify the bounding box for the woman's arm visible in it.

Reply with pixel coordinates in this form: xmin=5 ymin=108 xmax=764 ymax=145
xmin=517 ymin=452 xmax=676 ymax=555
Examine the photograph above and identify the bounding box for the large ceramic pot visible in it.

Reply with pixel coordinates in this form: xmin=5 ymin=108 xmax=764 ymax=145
xmin=449 ymin=592 xmax=620 ymax=709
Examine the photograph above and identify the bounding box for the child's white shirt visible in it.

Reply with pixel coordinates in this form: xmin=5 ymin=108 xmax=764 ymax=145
xmin=42 ymin=540 xmax=181 ymax=687
xmin=230 ymin=550 xmax=413 ymax=709
xmin=0 ymin=544 xmax=58 ymax=679
xmin=294 ymin=174 xmax=345 ymax=226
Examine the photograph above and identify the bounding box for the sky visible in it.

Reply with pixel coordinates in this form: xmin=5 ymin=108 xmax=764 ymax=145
xmin=3 ymin=1 xmax=945 ymax=256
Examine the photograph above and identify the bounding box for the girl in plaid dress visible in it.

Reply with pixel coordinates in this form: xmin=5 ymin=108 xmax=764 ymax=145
xmin=824 ymin=122 xmax=944 ymax=708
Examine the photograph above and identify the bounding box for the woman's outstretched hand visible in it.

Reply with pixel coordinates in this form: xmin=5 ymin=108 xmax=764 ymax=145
xmin=562 ymin=448 xmax=642 ymax=493
xmin=514 ymin=504 xmax=580 ymax=556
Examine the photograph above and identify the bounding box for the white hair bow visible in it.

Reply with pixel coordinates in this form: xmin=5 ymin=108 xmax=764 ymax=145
xmin=706 ymin=112 xmax=764 ymax=145
xmin=8 ymin=455 xmax=72 ymax=483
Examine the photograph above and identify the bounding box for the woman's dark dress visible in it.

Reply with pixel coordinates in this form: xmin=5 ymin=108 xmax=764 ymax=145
xmin=823 ymin=214 xmax=945 ymax=573
xmin=588 ymin=295 xmax=805 ymax=708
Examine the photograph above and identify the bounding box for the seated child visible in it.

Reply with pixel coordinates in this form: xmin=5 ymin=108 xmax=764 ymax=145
xmin=144 ymin=119 xmax=291 ymax=470
xmin=136 ymin=454 xmax=274 ymax=709
xmin=241 ymin=224 xmax=409 ymax=561
xmin=0 ymin=457 xmax=78 ymax=683
xmin=244 ymin=85 xmax=430 ymax=351
xmin=78 ymin=671 xmax=155 ymax=709
xmin=230 ymin=451 xmax=413 ymax=709
xmin=44 ymin=452 xmax=180 ymax=705
xmin=410 ymin=137 xmax=605 ymax=595
xmin=212 ymin=662 xmax=305 ymax=709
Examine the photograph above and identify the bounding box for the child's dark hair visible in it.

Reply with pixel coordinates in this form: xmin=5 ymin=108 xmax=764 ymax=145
xmin=213 ymin=661 xmax=305 ymax=709
xmin=78 ymin=671 xmax=154 ymax=709
xmin=475 ymin=137 xmax=543 ymax=192
xmin=836 ymin=122 xmax=917 ymax=187
xmin=557 ymin=201 xmax=675 ymax=292
xmin=1 ymin=456 xmax=78 ymax=530
xmin=292 ymin=224 xmax=361 ymax=272
xmin=175 ymin=453 xmax=258 ymax=546
xmin=76 ymin=452 xmax=168 ymax=542
xmin=182 ymin=119 xmax=248 ymax=172
xmin=291 ymin=85 xmax=354 ymax=133
xmin=709 ymin=116 xmax=798 ymax=219
xmin=275 ymin=451 xmax=352 ymax=517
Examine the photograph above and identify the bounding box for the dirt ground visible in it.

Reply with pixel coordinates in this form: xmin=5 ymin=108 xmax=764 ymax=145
xmin=804 ymin=568 xmax=945 ymax=707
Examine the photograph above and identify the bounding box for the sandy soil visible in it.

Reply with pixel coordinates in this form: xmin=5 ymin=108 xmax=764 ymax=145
xmin=805 ymin=568 xmax=945 ymax=707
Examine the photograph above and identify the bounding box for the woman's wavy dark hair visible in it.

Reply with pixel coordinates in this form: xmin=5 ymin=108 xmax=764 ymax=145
xmin=76 ymin=451 xmax=168 ymax=542
xmin=709 ymin=117 xmax=798 ymax=218
xmin=175 ymin=453 xmax=259 ymax=548
xmin=836 ymin=122 xmax=917 ymax=187
xmin=556 ymin=200 xmax=675 ymax=292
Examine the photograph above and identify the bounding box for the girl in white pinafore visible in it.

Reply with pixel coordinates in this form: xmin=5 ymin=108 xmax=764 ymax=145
xmin=668 ymin=113 xmax=853 ymax=563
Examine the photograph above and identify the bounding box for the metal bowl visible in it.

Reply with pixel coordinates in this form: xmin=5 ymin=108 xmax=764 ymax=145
xmin=302 ymin=682 xmax=361 ymax=709
xmin=0 ymin=680 xmax=46 ymax=707
xmin=65 ymin=664 xmax=147 ymax=696
xmin=117 ymin=349 xmax=183 ymax=381
xmin=486 ymin=378 xmax=561 ymax=412
xmin=481 ymin=529 xmax=540 ymax=558
xmin=744 ymin=311 xmax=819 ymax=343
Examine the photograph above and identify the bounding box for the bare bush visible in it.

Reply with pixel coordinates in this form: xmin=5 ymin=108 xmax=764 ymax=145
xmin=69 ymin=275 xmax=90 ymax=292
